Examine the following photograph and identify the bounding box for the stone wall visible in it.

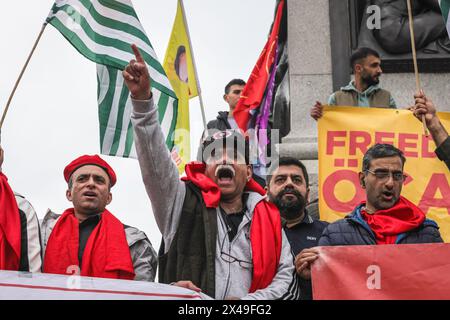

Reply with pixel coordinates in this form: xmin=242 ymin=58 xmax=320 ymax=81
xmin=280 ymin=0 xmax=450 ymax=202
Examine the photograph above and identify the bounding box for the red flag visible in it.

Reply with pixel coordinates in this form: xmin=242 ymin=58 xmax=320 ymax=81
xmin=0 ymin=172 xmax=21 ymax=270
xmin=312 ymin=244 xmax=450 ymax=300
xmin=233 ymin=0 xmax=285 ymax=132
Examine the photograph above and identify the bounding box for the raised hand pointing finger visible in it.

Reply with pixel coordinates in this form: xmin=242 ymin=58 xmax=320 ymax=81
xmin=123 ymin=44 xmax=152 ymax=100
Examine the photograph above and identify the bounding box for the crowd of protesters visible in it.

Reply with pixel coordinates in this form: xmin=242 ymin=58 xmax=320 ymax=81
xmin=0 ymin=46 xmax=448 ymax=300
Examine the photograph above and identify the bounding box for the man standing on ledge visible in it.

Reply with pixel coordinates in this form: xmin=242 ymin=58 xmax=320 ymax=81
xmin=124 ymin=44 xmax=298 ymax=300
xmin=311 ymin=47 xmax=396 ymax=120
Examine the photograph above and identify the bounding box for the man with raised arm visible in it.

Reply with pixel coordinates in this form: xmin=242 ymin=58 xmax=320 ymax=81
xmin=124 ymin=44 xmax=299 ymax=300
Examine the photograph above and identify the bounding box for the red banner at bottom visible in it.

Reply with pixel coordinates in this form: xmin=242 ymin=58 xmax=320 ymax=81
xmin=312 ymin=243 xmax=450 ymax=300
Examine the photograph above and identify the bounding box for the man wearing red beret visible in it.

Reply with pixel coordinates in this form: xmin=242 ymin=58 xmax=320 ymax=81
xmin=41 ymin=154 xmax=157 ymax=281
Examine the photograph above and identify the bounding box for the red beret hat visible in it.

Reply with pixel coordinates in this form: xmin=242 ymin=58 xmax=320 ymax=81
xmin=63 ymin=155 xmax=117 ymax=186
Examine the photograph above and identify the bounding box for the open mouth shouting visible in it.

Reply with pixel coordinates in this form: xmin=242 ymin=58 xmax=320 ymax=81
xmin=215 ymin=164 xmax=235 ymax=186
xmin=82 ymin=191 xmax=98 ymax=200
xmin=381 ymin=190 xmax=395 ymax=203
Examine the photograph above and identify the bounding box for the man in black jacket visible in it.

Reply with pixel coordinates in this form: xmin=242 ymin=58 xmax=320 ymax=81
xmin=295 ymin=144 xmax=443 ymax=280
xmin=266 ymin=157 xmax=328 ymax=300
xmin=207 ymin=79 xmax=246 ymax=130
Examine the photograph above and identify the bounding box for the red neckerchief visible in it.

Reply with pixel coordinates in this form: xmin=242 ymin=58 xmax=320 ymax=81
xmin=0 ymin=172 xmax=21 ymax=271
xmin=182 ymin=162 xmax=281 ymax=293
xmin=360 ymin=196 xmax=426 ymax=245
xmin=44 ymin=208 xmax=135 ymax=280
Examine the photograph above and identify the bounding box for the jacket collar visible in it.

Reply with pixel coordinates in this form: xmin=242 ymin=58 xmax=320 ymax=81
xmin=346 ymin=204 xmax=440 ymax=243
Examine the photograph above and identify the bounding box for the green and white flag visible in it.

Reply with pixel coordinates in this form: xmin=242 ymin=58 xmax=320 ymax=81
xmin=441 ymin=0 xmax=450 ymax=38
xmin=47 ymin=0 xmax=178 ymax=157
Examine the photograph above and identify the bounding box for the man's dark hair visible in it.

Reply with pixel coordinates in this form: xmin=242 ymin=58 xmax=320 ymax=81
xmin=350 ymin=47 xmax=380 ymax=69
xmin=266 ymin=157 xmax=309 ymax=187
xmin=362 ymin=144 xmax=406 ymax=172
xmin=224 ymin=79 xmax=246 ymax=94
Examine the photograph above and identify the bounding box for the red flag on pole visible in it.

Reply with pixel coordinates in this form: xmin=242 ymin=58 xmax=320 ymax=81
xmin=312 ymin=243 xmax=450 ymax=300
xmin=233 ymin=0 xmax=285 ymax=133
xmin=0 ymin=172 xmax=21 ymax=271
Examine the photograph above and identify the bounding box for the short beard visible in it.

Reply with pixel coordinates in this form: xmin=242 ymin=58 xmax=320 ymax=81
xmin=270 ymin=188 xmax=306 ymax=221
xmin=362 ymin=73 xmax=379 ymax=87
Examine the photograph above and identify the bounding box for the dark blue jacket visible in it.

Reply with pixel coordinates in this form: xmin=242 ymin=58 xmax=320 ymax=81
xmin=318 ymin=204 xmax=443 ymax=246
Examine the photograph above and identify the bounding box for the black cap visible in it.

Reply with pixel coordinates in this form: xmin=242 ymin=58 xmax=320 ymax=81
xmin=201 ymin=130 xmax=249 ymax=164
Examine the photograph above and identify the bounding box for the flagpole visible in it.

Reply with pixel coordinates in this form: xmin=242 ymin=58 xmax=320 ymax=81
xmin=0 ymin=23 xmax=48 ymax=131
xmin=179 ymin=0 xmax=207 ymax=130
xmin=406 ymin=0 xmax=428 ymax=136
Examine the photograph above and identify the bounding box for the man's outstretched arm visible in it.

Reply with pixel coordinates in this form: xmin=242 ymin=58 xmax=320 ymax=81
xmin=125 ymin=44 xmax=186 ymax=252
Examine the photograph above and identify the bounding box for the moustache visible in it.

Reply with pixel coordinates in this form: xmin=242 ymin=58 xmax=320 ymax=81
xmin=215 ymin=164 xmax=235 ymax=179
xmin=277 ymin=187 xmax=302 ymax=200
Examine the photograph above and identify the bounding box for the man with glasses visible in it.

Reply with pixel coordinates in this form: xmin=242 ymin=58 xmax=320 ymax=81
xmin=296 ymin=144 xmax=443 ymax=278
xmin=124 ymin=45 xmax=298 ymax=300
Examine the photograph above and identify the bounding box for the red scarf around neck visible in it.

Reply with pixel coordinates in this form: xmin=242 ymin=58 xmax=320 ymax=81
xmin=182 ymin=162 xmax=282 ymax=293
xmin=43 ymin=208 xmax=135 ymax=280
xmin=360 ymin=196 xmax=426 ymax=245
xmin=0 ymin=172 xmax=21 ymax=271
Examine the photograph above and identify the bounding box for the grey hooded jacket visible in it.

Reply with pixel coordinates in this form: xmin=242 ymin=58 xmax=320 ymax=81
xmin=40 ymin=210 xmax=157 ymax=282
xmin=130 ymin=97 xmax=300 ymax=300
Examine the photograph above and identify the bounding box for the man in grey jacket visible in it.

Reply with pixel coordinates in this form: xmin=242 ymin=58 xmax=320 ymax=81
xmin=124 ymin=44 xmax=299 ymax=300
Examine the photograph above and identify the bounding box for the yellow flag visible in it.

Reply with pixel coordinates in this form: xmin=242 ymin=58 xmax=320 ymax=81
xmin=163 ymin=0 xmax=199 ymax=174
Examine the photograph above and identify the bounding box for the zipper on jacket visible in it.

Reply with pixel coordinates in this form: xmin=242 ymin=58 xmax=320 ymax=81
xmin=219 ymin=210 xmax=252 ymax=299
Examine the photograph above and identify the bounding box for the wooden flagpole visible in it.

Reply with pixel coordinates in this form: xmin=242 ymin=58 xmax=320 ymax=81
xmin=0 ymin=23 xmax=48 ymax=132
xmin=179 ymin=0 xmax=207 ymax=130
xmin=406 ymin=0 xmax=428 ymax=136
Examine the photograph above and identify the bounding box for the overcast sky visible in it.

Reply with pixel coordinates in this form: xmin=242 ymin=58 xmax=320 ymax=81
xmin=0 ymin=0 xmax=275 ymax=251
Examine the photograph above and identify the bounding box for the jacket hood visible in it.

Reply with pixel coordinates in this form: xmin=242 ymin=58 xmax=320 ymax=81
xmin=341 ymin=80 xmax=381 ymax=96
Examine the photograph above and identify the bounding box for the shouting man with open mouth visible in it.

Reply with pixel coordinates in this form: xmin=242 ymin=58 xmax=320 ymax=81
xmin=124 ymin=44 xmax=299 ymax=300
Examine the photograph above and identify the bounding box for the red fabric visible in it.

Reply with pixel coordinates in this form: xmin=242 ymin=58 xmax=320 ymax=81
xmin=182 ymin=162 xmax=281 ymax=293
xmin=182 ymin=162 xmax=220 ymax=208
xmin=64 ymin=154 xmax=117 ymax=186
xmin=43 ymin=208 xmax=135 ymax=280
xmin=312 ymin=244 xmax=450 ymax=300
xmin=360 ymin=196 xmax=426 ymax=245
xmin=233 ymin=0 xmax=285 ymax=132
xmin=0 ymin=172 xmax=21 ymax=271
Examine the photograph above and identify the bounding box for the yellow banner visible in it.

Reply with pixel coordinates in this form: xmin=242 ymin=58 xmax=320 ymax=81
xmin=318 ymin=106 xmax=450 ymax=242
xmin=163 ymin=0 xmax=199 ymax=173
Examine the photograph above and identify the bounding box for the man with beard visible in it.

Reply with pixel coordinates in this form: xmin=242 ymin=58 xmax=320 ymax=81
xmin=266 ymin=157 xmax=328 ymax=300
xmin=310 ymin=47 xmax=396 ymax=120
xmin=123 ymin=44 xmax=298 ymax=300
xmin=41 ymin=154 xmax=158 ymax=281
xmin=296 ymin=144 xmax=443 ymax=279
